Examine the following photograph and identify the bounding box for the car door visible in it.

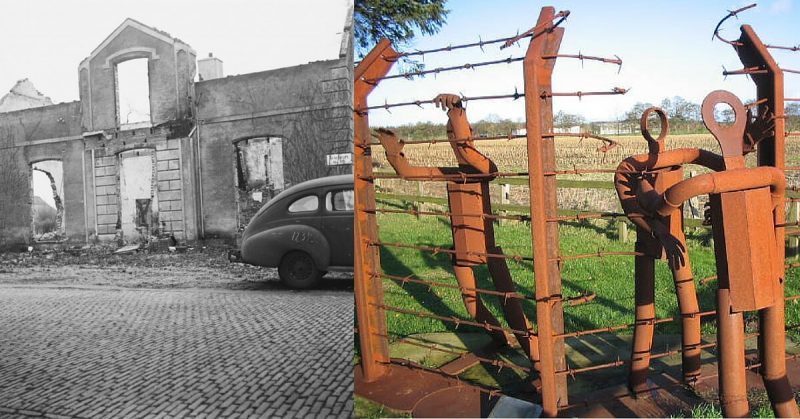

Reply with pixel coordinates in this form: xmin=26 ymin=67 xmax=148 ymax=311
xmin=320 ymin=186 xmax=354 ymax=267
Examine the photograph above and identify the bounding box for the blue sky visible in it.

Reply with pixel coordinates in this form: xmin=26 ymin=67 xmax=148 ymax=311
xmin=366 ymin=0 xmax=800 ymax=126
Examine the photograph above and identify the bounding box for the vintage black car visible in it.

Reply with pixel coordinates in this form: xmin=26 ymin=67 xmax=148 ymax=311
xmin=241 ymin=174 xmax=354 ymax=288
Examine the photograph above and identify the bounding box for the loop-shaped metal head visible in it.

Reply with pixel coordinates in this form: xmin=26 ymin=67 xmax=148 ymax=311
xmin=640 ymin=106 xmax=669 ymax=154
xmin=701 ymin=90 xmax=747 ymax=161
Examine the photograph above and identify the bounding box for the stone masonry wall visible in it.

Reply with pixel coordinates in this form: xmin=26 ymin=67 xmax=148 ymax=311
xmin=155 ymin=138 xmax=185 ymax=238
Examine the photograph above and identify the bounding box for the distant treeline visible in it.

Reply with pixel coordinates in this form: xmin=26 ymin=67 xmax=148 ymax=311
xmin=379 ymin=97 xmax=800 ymax=138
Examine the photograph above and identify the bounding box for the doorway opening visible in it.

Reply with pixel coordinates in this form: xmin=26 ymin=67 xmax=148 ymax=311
xmin=31 ymin=160 xmax=65 ymax=241
xmin=234 ymin=137 xmax=285 ymax=229
xmin=119 ymin=149 xmax=158 ymax=242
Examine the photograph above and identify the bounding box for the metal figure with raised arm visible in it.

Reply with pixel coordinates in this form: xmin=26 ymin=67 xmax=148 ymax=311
xmin=614 ymin=107 xmax=725 ymax=391
xmin=375 ymin=94 xmax=540 ymax=369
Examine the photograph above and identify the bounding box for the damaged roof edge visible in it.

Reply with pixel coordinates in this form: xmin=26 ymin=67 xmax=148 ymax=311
xmin=79 ymin=18 xmax=196 ymax=69
xmin=0 ymin=100 xmax=81 ymax=117
xmin=194 ymin=58 xmax=344 ymax=86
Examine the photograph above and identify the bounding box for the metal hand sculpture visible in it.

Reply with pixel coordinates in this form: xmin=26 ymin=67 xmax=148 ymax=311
xmin=375 ymin=94 xmax=540 ymax=369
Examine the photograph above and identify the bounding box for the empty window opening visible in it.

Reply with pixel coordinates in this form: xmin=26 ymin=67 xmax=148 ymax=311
xmin=31 ymin=160 xmax=65 ymax=241
xmin=234 ymin=137 xmax=285 ymax=229
xmin=116 ymin=58 xmax=151 ymax=129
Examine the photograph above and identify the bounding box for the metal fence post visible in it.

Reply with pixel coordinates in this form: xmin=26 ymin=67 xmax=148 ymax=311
xmin=353 ymin=39 xmax=397 ymax=382
xmin=735 ymin=24 xmax=798 ymax=417
xmin=523 ymin=7 xmax=568 ymax=415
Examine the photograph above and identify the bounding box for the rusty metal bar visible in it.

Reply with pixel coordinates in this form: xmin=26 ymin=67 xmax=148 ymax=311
xmin=363 ymin=57 xmax=525 ymax=83
xmin=501 ymin=10 xmax=570 ymax=49
xmin=542 ymin=53 xmax=622 ymax=67
xmin=723 ymin=66 xmax=769 ymax=76
xmin=712 ymin=4 xmax=757 ymax=46
xmin=384 ymin=358 xmax=508 ymax=398
xmin=734 ymin=24 xmax=799 ymax=418
xmin=375 ymin=271 xmax=532 ymax=301
xmin=353 ymin=39 xmax=398 ymax=381
xmin=368 ymin=240 xmax=533 ymax=262
xmin=540 ymin=87 xmax=627 ymax=98
xmin=374 ymin=303 xmax=534 ymax=338
xmin=365 ymin=206 xmax=532 ymax=222
xmin=523 ymin=7 xmax=568 ymax=414
xmin=378 ymin=332 xmax=533 ymax=372
xmin=556 ymin=342 xmax=719 ymax=377
xmin=367 ymin=206 xmax=624 ymax=224
xmin=364 ymin=171 xmax=527 ymax=181
xmin=367 ymin=167 xmax=674 ymax=180
xmin=357 ymin=92 xmax=525 ymax=114
xmin=766 ymin=44 xmax=800 ymax=52
xmin=392 ymin=11 xmax=569 ymax=59
xmin=548 ymin=212 xmax=626 ymax=222
xmin=377 ymin=270 xmax=596 ymax=306
xmin=552 ymin=251 xmax=645 ymax=262
xmin=369 ymin=131 xmax=618 ymax=149
xmin=554 ymin=317 xmax=675 ymax=339
xmin=371 ymin=133 xmax=526 ymax=145
xmin=358 ymin=87 xmax=626 ymax=114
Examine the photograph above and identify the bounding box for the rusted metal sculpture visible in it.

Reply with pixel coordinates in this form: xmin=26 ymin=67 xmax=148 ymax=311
xmin=614 ymin=108 xmax=724 ymax=390
xmin=375 ymin=94 xmax=539 ymax=365
xmin=638 ymin=90 xmax=798 ymax=417
xmin=354 ymin=4 xmax=800 ymax=417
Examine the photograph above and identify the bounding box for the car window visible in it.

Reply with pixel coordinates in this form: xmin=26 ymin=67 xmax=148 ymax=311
xmin=287 ymin=195 xmax=319 ymax=213
xmin=326 ymin=189 xmax=354 ymax=211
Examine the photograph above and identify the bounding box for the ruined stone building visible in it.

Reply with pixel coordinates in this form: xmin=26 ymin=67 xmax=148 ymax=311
xmin=0 ymin=14 xmax=353 ymax=248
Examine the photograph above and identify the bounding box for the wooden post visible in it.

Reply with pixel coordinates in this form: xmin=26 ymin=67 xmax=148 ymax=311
xmin=415 ymin=182 xmax=424 ymax=219
xmin=789 ymin=202 xmax=799 ymax=259
xmin=500 ymin=183 xmax=510 ymax=225
xmin=687 ymin=170 xmax=701 ymax=219
xmin=618 ymin=220 xmax=628 ymax=243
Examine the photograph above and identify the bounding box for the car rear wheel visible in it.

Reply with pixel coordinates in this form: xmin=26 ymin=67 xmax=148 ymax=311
xmin=278 ymin=251 xmax=321 ymax=289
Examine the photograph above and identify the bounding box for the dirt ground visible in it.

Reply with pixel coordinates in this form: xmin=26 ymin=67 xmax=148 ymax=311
xmin=0 ymin=244 xmax=354 ymax=291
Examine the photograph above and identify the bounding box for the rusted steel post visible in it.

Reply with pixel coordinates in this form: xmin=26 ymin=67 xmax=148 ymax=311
xmin=353 ymin=39 xmax=397 ymax=381
xmin=735 ymin=25 xmax=798 ymax=418
xmin=629 ymin=255 xmax=655 ymax=391
xmin=716 ymin=287 xmax=750 ymax=417
xmin=523 ymin=7 xmax=568 ymax=415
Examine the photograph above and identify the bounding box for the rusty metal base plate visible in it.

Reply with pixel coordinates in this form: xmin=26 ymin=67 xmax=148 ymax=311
xmin=354 ymin=360 xmax=501 ymax=417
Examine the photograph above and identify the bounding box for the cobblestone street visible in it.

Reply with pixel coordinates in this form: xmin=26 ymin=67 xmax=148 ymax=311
xmin=0 ymin=283 xmax=353 ymax=418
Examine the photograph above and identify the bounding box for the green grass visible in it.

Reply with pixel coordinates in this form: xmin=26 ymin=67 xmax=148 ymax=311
xmin=374 ymin=203 xmax=800 ymax=341
xmin=354 ymin=396 xmax=410 ymax=418
xmin=360 ymin=201 xmax=800 ymax=417
xmin=675 ymin=389 xmax=781 ymax=418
